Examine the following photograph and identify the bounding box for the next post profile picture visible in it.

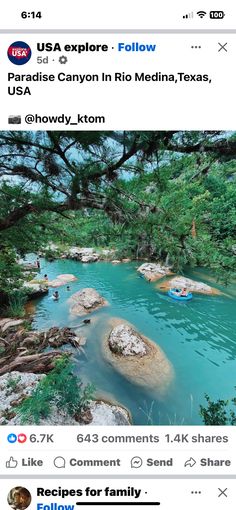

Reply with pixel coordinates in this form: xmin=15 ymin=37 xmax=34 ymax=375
xmin=7 ymin=487 xmax=31 ymax=510
xmin=8 ymin=41 xmax=32 ymax=65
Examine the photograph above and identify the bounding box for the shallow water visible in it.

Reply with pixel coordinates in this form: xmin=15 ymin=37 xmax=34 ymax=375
xmin=32 ymin=259 xmax=236 ymax=425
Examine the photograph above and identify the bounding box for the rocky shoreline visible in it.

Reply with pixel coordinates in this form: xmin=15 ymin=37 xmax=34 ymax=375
xmin=33 ymin=244 xmax=222 ymax=296
xmin=0 ymin=318 xmax=131 ymax=426
xmin=0 ymin=370 xmax=131 ymax=426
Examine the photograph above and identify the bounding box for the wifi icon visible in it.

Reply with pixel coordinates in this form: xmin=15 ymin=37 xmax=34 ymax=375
xmin=197 ymin=10 xmax=207 ymax=18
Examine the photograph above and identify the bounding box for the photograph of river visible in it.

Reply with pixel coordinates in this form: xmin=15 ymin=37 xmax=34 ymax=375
xmin=0 ymin=130 xmax=235 ymax=426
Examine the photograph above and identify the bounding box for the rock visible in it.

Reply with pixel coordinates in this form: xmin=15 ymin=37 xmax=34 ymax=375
xmin=87 ymin=401 xmax=131 ymax=425
xmin=48 ymin=279 xmax=66 ymax=288
xmin=48 ymin=273 xmax=77 ymax=288
xmin=108 ymin=325 xmax=147 ymax=356
xmin=19 ymin=262 xmax=38 ymax=271
xmin=111 ymin=260 xmax=121 ymax=264
xmin=44 ymin=242 xmax=59 ymax=251
xmin=0 ymin=373 xmax=131 ymax=426
xmin=9 ymin=400 xmax=131 ymax=426
xmin=104 ymin=319 xmax=174 ymax=395
xmin=69 ymin=288 xmax=108 ymax=316
xmin=0 ymin=371 xmax=44 ymax=425
xmin=101 ymin=249 xmax=115 ymax=256
xmin=77 ymin=336 xmax=86 ymax=347
xmin=81 ymin=254 xmax=99 ymax=263
xmin=99 ymin=249 xmax=116 ymax=260
xmin=76 ymin=408 xmax=93 ymax=424
xmin=137 ymin=263 xmax=172 ymax=281
xmin=67 ymin=247 xmax=99 ymax=263
xmin=57 ymin=274 xmax=77 ymax=282
xmin=159 ymin=276 xmax=221 ymax=295
xmin=23 ymin=282 xmax=48 ymax=298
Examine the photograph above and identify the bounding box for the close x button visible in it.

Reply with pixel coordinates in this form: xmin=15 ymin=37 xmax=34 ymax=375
xmin=218 ymin=488 xmax=228 ymax=498
xmin=218 ymin=42 xmax=228 ymax=52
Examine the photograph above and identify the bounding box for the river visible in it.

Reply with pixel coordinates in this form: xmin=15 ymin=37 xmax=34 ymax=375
xmin=31 ymin=259 xmax=236 ymax=425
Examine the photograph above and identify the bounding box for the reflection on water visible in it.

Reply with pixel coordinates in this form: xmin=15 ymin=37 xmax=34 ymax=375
xmin=32 ymin=259 xmax=236 ymax=425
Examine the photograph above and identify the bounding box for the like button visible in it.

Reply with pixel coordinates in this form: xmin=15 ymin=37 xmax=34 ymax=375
xmin=6 ymin=456 xmax=18 ymax=468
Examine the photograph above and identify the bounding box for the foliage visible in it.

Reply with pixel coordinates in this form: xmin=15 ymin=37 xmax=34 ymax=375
xmin=43 ymin=247 xmax=61 ymax=261
xmin=199 ymin=393 xmax=236 ymax=425
xmin=6 ymin=374 xmax=21 ymax=395
xmin=7 ymin=290 xmax=27 ymax=318
xmin=0 ymin=248 xmax=23 ymax=296
xmin=0 ymin=131 xmax=235 ymax=285
xmin=17 ymin=357 xmax=95 ymax=424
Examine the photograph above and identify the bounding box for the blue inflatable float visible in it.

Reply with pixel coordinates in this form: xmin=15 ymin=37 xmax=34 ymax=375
xmin=168 ymin=288 xmax=193 ymax=301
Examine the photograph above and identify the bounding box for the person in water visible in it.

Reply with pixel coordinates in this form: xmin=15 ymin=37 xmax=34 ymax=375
xmin=53 ymin=291 xmax=59 ymax=300
xmin=66 ymin=285 xmax=70 ymax=291
xmin=36 ymin=257 xmax=40 ymax=269
xmin=43 ymin=274 xmax=48 ymax=281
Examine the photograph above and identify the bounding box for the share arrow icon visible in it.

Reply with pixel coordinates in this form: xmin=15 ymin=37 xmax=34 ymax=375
xmin=184 ymin=457 xmax=197 ymax=468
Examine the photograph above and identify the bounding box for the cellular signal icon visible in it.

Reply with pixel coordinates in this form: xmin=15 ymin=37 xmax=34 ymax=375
xmin=197 ymin=11 xmax=207 ymax=18
xmin=183 ymin=12 xmax=194 ymax=19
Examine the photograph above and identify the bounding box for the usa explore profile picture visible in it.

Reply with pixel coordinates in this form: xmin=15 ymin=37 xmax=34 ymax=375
xmin=8 ymin=41 xmax=32 ymax=65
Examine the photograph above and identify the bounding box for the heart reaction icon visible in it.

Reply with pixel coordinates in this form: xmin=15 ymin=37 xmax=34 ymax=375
xmin=18 ymin=433 xmax=27 ymax=443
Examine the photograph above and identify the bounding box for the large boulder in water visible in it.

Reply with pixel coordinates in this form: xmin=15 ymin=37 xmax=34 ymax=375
xmin=104 ymin=320 xmax=174 ymax=395
xmin=69 ymin=288 xmax=108 ymax=316
xmin=137 ymin=263 xmax=172 ymax=281
xmin=48 ymin=274 xmax=77 ymax=288
xmin=109 ymin=324 xmax=147 ymax=356
xmin=159 ymin=276 xmax=221 ymax=295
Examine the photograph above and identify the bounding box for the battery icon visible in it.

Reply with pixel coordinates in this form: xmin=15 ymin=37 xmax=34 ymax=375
xmin=210 ymin=11 xmax=225 ymax=19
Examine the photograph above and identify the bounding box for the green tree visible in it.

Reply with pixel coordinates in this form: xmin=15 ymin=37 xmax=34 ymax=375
xmin=200 ymin=393 xmax=236 ymax=425
xmin=17 ymin=357 xmax=95 ymax=424
xmin=0 ymin=130 xmax=235 ymax=286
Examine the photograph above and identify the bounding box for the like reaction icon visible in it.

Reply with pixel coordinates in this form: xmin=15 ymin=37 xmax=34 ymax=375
xmin=7 ymin=433 xmax=17 ymax=444
xmin=7 ymin=433 xmax=27 ymax=444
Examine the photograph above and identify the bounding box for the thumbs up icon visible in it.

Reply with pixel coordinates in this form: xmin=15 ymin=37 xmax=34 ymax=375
xmin=6 ymin=456 xmax=18 ymax=468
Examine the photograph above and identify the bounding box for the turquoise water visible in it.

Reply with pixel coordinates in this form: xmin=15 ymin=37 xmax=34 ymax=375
xmin=32 ymin=259 xmax=236 ymax=425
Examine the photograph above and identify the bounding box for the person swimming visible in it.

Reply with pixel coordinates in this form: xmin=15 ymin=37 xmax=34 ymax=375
xmin=52 ymin=291 xmax=59 ymax=301
xmin=66 ymin=285 xmax=70 ymax=291
xmin=43 ymin=274 xmax=48 ymax=281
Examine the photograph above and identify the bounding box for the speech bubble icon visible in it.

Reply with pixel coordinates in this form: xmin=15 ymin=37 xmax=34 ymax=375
xmin=54 ymin=456 xmax=66 ymax=468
